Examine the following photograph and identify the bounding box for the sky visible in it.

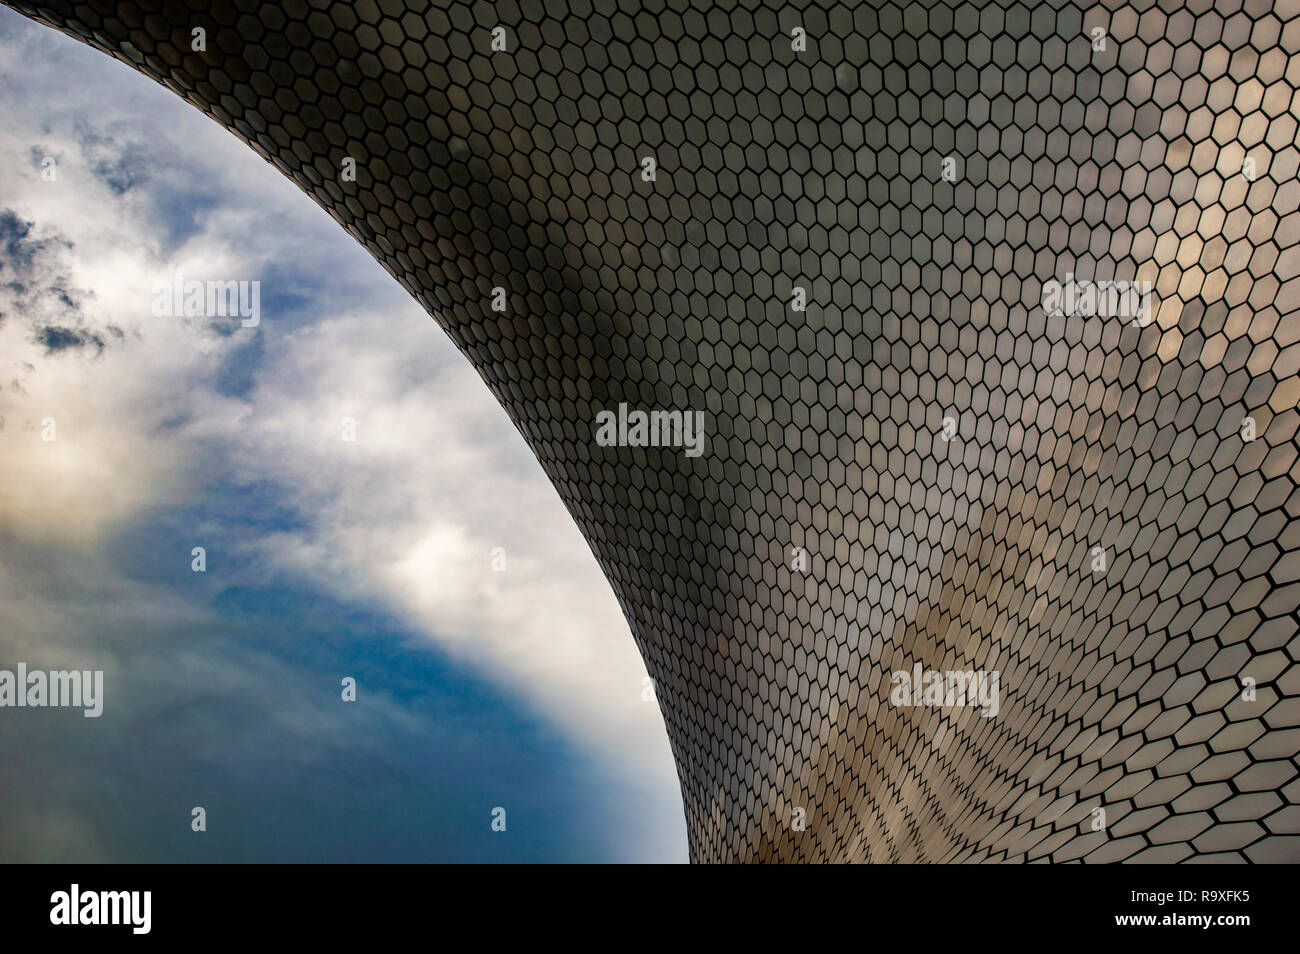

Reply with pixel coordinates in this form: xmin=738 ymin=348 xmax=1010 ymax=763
xmin=0 ymin=7 xmax=686 ymax=863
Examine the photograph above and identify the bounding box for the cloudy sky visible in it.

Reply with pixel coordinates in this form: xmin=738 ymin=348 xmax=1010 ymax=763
xmin=0 ymin=7 xmax=685 ymax=862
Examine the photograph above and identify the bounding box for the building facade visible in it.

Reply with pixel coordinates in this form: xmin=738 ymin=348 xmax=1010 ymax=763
xmin=12 ymin=0 xmax=1299 ymax=862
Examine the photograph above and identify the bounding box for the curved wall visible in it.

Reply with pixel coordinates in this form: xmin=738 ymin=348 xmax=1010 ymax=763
xmin=11 ymin=0 xmax=1299 ymax=862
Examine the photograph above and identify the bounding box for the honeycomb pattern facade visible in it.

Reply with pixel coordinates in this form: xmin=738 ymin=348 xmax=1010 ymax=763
xmin=10 ymin=0 xmax=1299 ymax=863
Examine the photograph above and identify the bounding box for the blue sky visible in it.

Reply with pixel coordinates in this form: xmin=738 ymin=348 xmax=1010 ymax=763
xmin=0 ymin=7 xmax=685 ymax=862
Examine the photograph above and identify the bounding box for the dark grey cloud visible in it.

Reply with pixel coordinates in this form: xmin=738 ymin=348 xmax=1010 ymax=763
xmin=34 ymin=323 xmax=112 ymax=354
xmin=0 ymin=207 xmax=67 ymax=273
xmin=75 ymin=124 xmax=152 ymax=195
xmin=73 ymin=121 xmax=223 ymax=250
xmin=0 ymin=208 xmax=122 ymax=354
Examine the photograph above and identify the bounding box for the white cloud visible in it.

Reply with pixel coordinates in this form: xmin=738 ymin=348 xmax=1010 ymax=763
xmin=229 ymin=309 xmax=675 ymax=778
